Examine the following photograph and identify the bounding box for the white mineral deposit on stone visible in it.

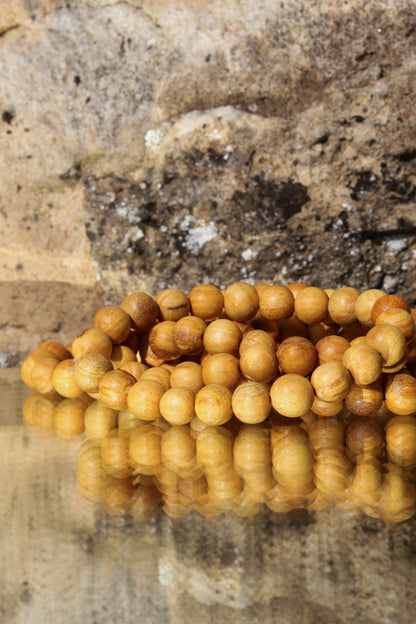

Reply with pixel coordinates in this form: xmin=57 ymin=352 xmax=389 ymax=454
xmin=386 ymin=239 xmax=407 ymax=256
xmin=158 ymin=555 xmax=177 ymax=587
xmin=241 ymin=248 xmax=253 ymax=261
xmin=145 ymin=128 xmax=165 ymax=149
xmin=383 ymin=275 xmax=398 ymax=291
xmin=184 ymin=221 xmax=218 ymax=254
xmin=116 ymin=205 xmax=142 ymax=224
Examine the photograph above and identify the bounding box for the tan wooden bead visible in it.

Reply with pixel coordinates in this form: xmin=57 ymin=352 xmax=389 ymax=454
xmin=309 ymin=417 xmax=345 ymax=450
xmin=23 ymin=392 xmax=61 ymax=431
xmin=53 ymin=397 xmax=86 ymax=436
xmin=99 ymin=369 xmax=137 ymax=410
xmin=159 ymin=387 xmax=196 ymax=425
xmin=38 ymin=341 xmax=71 ymax=360
xmin=376 ymin=307 xmax=416 ymax=342
xmin=239 ymin=329 xmax=276 ymax=355
xmin=350 ymin=457 xmax=383 ymax=508
xmin=385 ymin=373 xmax=416 ymax=416
xmin=195 ymin=384 xmax=233 ymax=425
xmin=271 ymin=424 xmax=314 ymax=496
xmin=354 ymin=289 xmax=386 ymax=327
xmin=160 ymin=425 xmax=197 ymax=475
xmin=101 ymin=431 xmax=132 ymax=478
xmin=21 ymin=349 xmax=55 ymax=389
xmin=71 ymin=328 xmax=113 ymax=359
xmin=203 ymin=319 xmax=242 ymax=355
xmin=196 ymin=426 xmax=234 ymax=469
xmin=287 ymin=282 xmax=309 ymax=299
xmin=127 ymin=378 xmax=165 ymax=421
xmin=252 ymin=318 xmax=280 ymax=341
xmin=172 ymin=315 xmax=206 ymax=354
xmin=240 ymin=344 xmax=278 ymax=383
xmin=74 ymin=353 xmax=113 ymax=394
xmin=345 ymin=381 xmax=384 ymax=417
xmin=149 ymin=321 xmax=182 ymax=361
xmin=338 ymin=322 xmax=366 ymax=343
xmin=311 ymin=396 xmax=344 ymax=418
xmin=110 ymin=345 xmax=137 ymax=369
xmin=84 ymin=400 xmax=118 ymax=438
xmin=307 ymin=322 xmax=337 ymax=345
xmin=313 ymin=445 xmax=353 ymax=498
xmin=223 ymin=282 xmax=259 ymax=322
xmin=346 ymin=416 xmax=384 ymax=459
xmin=328 ymin=287 xmax=360 ymax=325
xmin=202 ymin=353 xmax=240 ymax=390
xmin=26 ymin=351 xmax=60 ymax=394
xmin=385 ymin=415 xmax=416 ymax=469
xmin=129 ymin=423 xmax=163 ymax=474
xmin=77 ymin=438 xmax=111 ymax=503
xmin=232 ymin=381 xmax=271 ymax=424
xmin=156 ymin=288 xmax=190 ymax=321
xmin=121 ymin=292 xmax=159 ymax=335
xmin=117 ymin=409 xmax=145 ymax=437
xmin=50 ymin=358 xmax=83 ymax=398
xmin=315 ymin=335 xmax=350 ymax=365
xmin=377 ymin=464 xmax=415 ymax=522
xmin=341 ymin=344 xmax=382 ymax=385
xmin=259 ymin=285 xmax=295 ymax=321
xmin=270 ymin=374 xmax=314 ymax=418
xmin=311 ymin=362 xmax=352 ymax=403
xmin=121 ymin=329 xmax=140 ymax=352
xmin=277 ymin=336 xmax=317 ymax=376
xmin=365 ymin=324 xmax=408 ymax=369
xmin=294 ymin=287 xmax=329 ymax=325
xmin=118 ymin=360 xmax=148 ymax=380
xmin=277 ymin=317 xmax=308 ymax=341
xmin=93 ymin=305 xmax=132 ymax=344
xmin=188 ymin=284 xmax=224 ymax=321
xmin=140 ymin=366 xmax=171 ymax=391
xmin=371 ymin=294 xmax=410 ymax=325
xmin=169 ymin=361 xmax=204 ymax=394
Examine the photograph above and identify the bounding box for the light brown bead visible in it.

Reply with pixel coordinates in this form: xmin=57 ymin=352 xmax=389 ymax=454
xmin=118 ymin=360 xmax=148 ymax=380
xmin=385 ymin=373 xmax=416 ymax=416
xmin=110 ymin=345 xmax=137 ymax=369
xmin=270 ymin=374 xmax=314 ymax=418
xmin=172 ymin=315 xmax=206 ymax=354
xmin=377 ymin=463 xmax=415 ymax=522
xmin=195 ymin=384 xmax=233 ymax=425
xmin=277 ymin=317 xmax=308 ymax=341
xmin=385 ymin=415 xmax=416 ymax=469
xmin=309 ymin=417 xmax=345 ymax=450
xmin=77 ymin=438 xmax=111 ymax=503
xmin=376 ymin=307 xmax=416 ymax=343
xmin=240 ymin=344 xmax=278 ymax=383
xmin=23 ymin=392 xmax=61 ymax=431
xmin=287 ymin=282 xmax=309 ymax=299
xmin=38 ymin=341 xmax=71 ymax=360
xmin=311 ymin=396 xmax=344 ymax=417
xmin=354 ymin=289 xmax=386 ymax=327
xmin=313 ymin=445 xmax=353 ymax=498
xmin=160 ymin=425 xmax=197 ymax=475
xmin=84 ymin=400 xmax=118 ymax=438
xmin=202 ymin=353 xmax=240 ymax=390
xmin=341 ymin=344 xmax=382 ymax=385
xmin=259 ymin=285 xmax=295 ymax=321
xmin=129 ymin=423 xmax=163 ymax=474
xmin=121 ymin=292 xmax=159 ymax=335
xmin=101 ymin=432 xmax=132 ymax=479
xmin=232 ymin=381 xmax=271 ymax=424
xmin=121 ymin=329 xmax=140 ymax=352
xmin=346 ymin=416 xmax=384 ymax=458
xmin=188 ymin=284 xmax=224 ymax=321
xmin=74 ymin=353 xmax=113 ymax=394
xmin=315 ymin=335 xmax=350 ymax=365
xmin=345 ymin=382 xmax=384 ymax=417
xmin=365 ymin=324 xmax=408 ymax=369
xmin=311 ymin=362 xmax=352 ymax=403
xmin=149 ymin=321 xmax=182 ymax=361
xmin=51 ymin=358 xmax=84 ymax=398
xmin=99 ymin=369 xmax=137 ymax=410
xmin=277 ymin=336 xmax=317 ymax=376
xmin=159 ymin=387 xmax=196 ymax=425
xmin=140 ymin=366 xmax=171 ymax=391
xmin=71 ymin=328 xmax=113 ymax=360
xmin=203 ymin=319 xmax=242 ymax=355
xmin=223 ymin=282 xmax=259 ymax=322
xmin=53 ymin=397 xmax=86 ymax=436
xmin=127 ymin=378 xmax=165 ymax=421
xmin=307 ymin=322 xmax=337 ymax=345
xmin=328 ymin=287 xmax=360 ymax=325
xmin=24 ymin=351 xmax=60 ymax=394
xmin=93 ymin=305 xmax=132 ymax=344
xmin=271 ymin=424 xmax=314 ymax=496
xmin=156 ymin=288 xmax=190 ymax=321
xmin=350 ymin=457 xmax=383 ymax=507
xmin=294 ymin=287 xmax=329 ymax=325
xmin=169 ymin=361 xmax=204 ymax=394
xmin=371 ymin=294 xmax=410 ymax=325
xmin=239 ymin=329 xmax=276 ymax=355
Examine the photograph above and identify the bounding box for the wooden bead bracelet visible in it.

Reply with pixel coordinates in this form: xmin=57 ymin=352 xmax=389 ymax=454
xmin=21 ymin=283 xmax=416 ymax=522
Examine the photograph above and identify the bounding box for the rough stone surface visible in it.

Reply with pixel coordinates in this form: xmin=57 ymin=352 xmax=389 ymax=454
xmin=1 ymin=0 xmax=416 ymax=361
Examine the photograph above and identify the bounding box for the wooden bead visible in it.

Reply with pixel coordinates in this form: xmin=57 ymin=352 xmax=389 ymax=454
xmin=99 ymin=369 xmax=137 ymax=410
xmin=140 ymin=366 xmax=171 ymax=391
xmin=311 ymin=396 xmax=344 ymax=417
xmin=240 ymin=344 xmax=278 ymax=383
xmin=71 ymin=328 xmax=113 ymax=359
xmin=169 ymin=361 xmax=204 ymax=394
xmin=313 ymin=445 xmax=353 ymax=498
xmin=127 ymin=378 xmax=165 ymax=421
xmin=195 ymin=384 xmax=233 ymax=425
xmin=346 ymin=416 xmax=384 ymax=458
xmin=277 ymin=336 xmax=317 ymax=376
xmin=22 ymin=350 xmax=60 ymax=394
xmin=159 ymin=387 xmax=196 ymax=425
xmin=371 ymin=294 xmax=410 ymax=325
xmin=251 ymin=318 xmax=280 ymax=341
xmin=377 ymin=464 xmax=415 ymax=522
xmin=101 ymin=432 xmax=132 ymax=478
xmin=77 ymin=438 xmax=111 ymax=502
xmin=271 ymin=424 xmax=314 ymax=496
xmin=232 ymin=381 xmax=271 ymax=424
xmin=350 ymin=457 xmax=383 ymax=508
xmin=118 ymin=360 xmax=148 ymax=380
xmin=23 ymin=392 xmax=61 ymax=431
xmin=53 ymin=397 xmax=86 ymax=436
xmin=74 ymin=353 xmax=113 ymax=394
xmin=223 ymin=282 xmax=259 ymax=322
xmin=110 ymin=345 xmax=137 ymax=369
xmin=287 ymin=282 xmax=309 ymax=299
xmin=121 ymin=292 xmax=159 ymax=335
xmin=341 ymin=344 xmax=382 ymax=385
xmin=311 ymin=362 xmax=352 ymax=403
xmin=156 ymin=288 xmax=190 ymax=321
xmin=202 ymin=353 xmax=240 ymax=389
xmin=172 ymin=315 xmax=206 ymax=354
xmin=161 ymin=425 xmax=197 ymax=475
xmin=203 ymin=319 xmax=242 ymax=355
xmin=270 ymin=374 xmax=314 ymax=418
xmin=188 ymin=284 xmax=224 ymax=321
xmin=345 ymin=382 xmax=384 ymax=417
xmin=239 ymin=329 xmax=276 ymax=355
xmin=385 ymin=373 xmax=416 ymax=416
xmin=365 ymin=324 xmax=408 ymax=369
xmin=354 ymin=289 xmax=386 ymax=327
xmin=259 ymin=285 xmax=295 ymax=321
xmin=375 ymin=307 xmax=416 ymax=342
xmin=385 ymin=415 xmax=416 ymax=468
xmin=307 ymin=322 xmax=336 ymax=345
xmin=93 ymin=305 xmax=132 ymax=344
xmin=129 ymin=423 xmax=163 ymax=474
xmin=117 ymin=409 xmax=145 ymax=437
xmin=294 ymin=287 xmax=329 ymax=325
xmin=328 ymin=287 xmax=360 ymax=325
xmin=51 ymin=358 xmax=83 ymax=398
xmin=121 ymin=329 xmax=140 ymax=352
xmin=38 ymin=341 xmax=71 ymax=360
xmin=149 ymin=321 xmax=182 ymax=361
xmin=277 ymin=317 xmax=308 ymax=341
xmin=315 ymin=335 xmax=350 ymax=365
xmin=84 ymin=400 xmax=118 ymax=438
xmin=196 ymin=426 xmax=234 ymax=468
xmin=309 ymin=417 xmax=345 ymax=450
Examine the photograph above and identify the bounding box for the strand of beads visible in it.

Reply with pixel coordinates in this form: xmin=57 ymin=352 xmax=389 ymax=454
xmin=21 ymin=283 xmax=416 ymax=521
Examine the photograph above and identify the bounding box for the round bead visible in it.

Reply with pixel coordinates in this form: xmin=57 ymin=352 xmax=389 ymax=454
xmin=84 ymin=400 xmax=118 ymax=438
xmin=202 ymin=353 xmax=240 ymax=389
xmin=223 ymin=282 xmax=259 ymax=322
xmin=172 ymin=316 xmax=206 ymax=354
xmin=74 ymin=353 xmax=113 ymax=394
xmin=140 ymin=366 xmax=171 ymax=391
xmin=346 ymin=416 xmax=384 ymax=458
xmin=385 ymin=415 xmax=416 ymax=468
xmin=195 ymin=384 xmax=233 ymax=425
xmin=240 ymin=344 xmax=278 ymax=383
xmin=315 ymin=335 xmax=350 ymax=365
xmin=385 ymin=373 xmax=416 ymax=416
xmin=159 ymin=387 xmax=196 ymax=425
xmin=99 ymin=369 xmax=137 ymax=410
xmin=149 ymin=321 xmax=182 ymax=360
xmin=294 ymin=287 xmax=329 ymax=325
xmin=129 ymin=424 xmax=163 ymax=473
xmin=93 ymin=306 xmax=132 ymax=344
xmin=53 ymin=397 xmax=86 ymax=436
xmin=239 ymin=329 xmax=276 ymax=355
xmin=371 ymin=294 xmax=410 ymax=325
xmin=345 ymin=382 xmax=384 ymax=417
xmin=51 ymin=358 xmax=83 ymax=398
xmin=311 ymin=362 xmax=352 ymax=403
xmin=127 ymin=378 xmax=165 ymax=421
xmin=169 ymin=361 xmax=204 ymax=394
xmin=188 ymin=284 xmax=224 ymax=321
xmin=101 ymin=433 xmax=132 ymax=478
xmin=156 ymin=288 xmax=190 ymax=321
xmin=277 ymin=336 xmax=317 ymax=376
xmin=328 ymin=287 xmax=360 ymax=325
xmin=375 ymin=308 xmax=416 ymax=343
xmin=259 ymin=285 xmax=295 ymax=321
xmin=71 ymin=328 xmax=113 ymax=359
xmin=270 ymin=374 xmax=314 ymax=418
xmin=365 ymin=324 xmax=408 ymax=369
xmin=341 ymin=344 xmax=382 ymax=385
xmin=203 ymin=319 xmax=242 ymax=355
xmin=232 ymin=381 xmax=271 ymax=424
xmin=121 ymin=292 xmax=159 ymax=335
xmin=354 ymin=289 xmax=386 ymax=327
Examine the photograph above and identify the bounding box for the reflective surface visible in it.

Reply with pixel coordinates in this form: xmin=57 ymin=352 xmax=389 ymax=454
xmin=1 ymin=369 xmax=416 ymax=624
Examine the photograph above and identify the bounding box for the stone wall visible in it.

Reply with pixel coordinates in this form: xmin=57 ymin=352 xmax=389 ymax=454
xmin=1 ymin=0 xmax=416 ymax=364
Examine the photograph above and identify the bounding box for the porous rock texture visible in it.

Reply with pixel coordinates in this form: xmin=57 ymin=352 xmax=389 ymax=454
xmin=1 ymin=0 xmax=416 ymax=363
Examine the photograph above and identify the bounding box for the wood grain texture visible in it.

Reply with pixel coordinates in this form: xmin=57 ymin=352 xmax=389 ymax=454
xmin=1 ymin=369 xmax=416 ymax=624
